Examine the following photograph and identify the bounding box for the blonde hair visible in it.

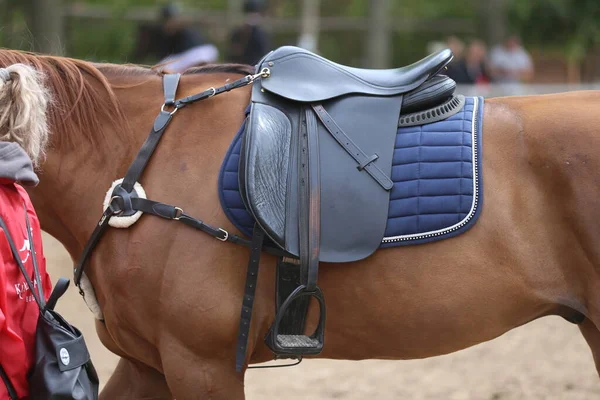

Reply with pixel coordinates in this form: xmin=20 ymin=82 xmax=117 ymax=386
xmin=0 ymin=63 xmax=50 ymax=166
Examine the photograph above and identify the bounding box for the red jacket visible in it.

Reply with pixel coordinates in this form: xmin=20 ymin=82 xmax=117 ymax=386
xmin=0 ymin=183 xmax=51 ymax=399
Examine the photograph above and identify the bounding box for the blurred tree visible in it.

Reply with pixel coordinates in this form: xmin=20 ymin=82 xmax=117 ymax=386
xmin=27 ymin=0 xmax=64 ymax=54
xmin=366 ymin=0 xmax=390 ymax=68
xmin=480 ymin=0 xmax=508 ymax=46
xmin=509 ymin=0 xmax=600 ymax=82
xmin=298 ymin=0 xmax=320 ymax=52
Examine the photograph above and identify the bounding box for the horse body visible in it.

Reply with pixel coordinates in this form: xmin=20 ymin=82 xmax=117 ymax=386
xmin=1 ymin=51 xmax=599 ymax=398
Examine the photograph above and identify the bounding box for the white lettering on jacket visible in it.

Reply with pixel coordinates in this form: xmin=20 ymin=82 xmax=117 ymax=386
xmin=13 ymin=234 xmax=35 ymax=302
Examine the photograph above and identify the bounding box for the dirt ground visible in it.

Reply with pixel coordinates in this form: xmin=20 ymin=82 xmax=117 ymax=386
xmin=44 ymin=232 xmax=600 ymax=399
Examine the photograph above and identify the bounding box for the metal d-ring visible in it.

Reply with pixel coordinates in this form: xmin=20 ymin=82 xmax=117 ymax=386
xmin=208 ymin=87 xmax=217 ymax=97
xmin=161 ymin=103 xmax=178 ymax=116
xmin=173 ymin=207 xmax=183 ymax=221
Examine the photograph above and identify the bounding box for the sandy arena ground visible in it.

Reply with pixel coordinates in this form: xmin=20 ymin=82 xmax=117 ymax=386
xmin=44 ymin=232 xmax=600 ymax=399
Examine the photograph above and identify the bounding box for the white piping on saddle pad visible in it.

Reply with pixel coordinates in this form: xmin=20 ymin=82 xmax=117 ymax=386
xmin=382 ymin=97 xmax=481 ymax=243
xmin=102 ymin=178 xmax=147 ymax=228
xmin=80 ymin=272 xmax=103 ymax=320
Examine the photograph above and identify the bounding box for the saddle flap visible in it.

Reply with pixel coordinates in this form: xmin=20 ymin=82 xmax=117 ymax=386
xmin=242 ymin=82 xmax=401 ymax=262
xmin=259 ymin=46 xmax=437 ymax=103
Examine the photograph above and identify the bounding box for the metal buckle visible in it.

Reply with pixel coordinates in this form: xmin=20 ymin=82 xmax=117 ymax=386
xmin=217 ymin=228 xmax=229 ymax=242
xmin=173 ymin=207 xmax=183 ymax=221
xmin=208 ymin=87 xmax=217 ymax=97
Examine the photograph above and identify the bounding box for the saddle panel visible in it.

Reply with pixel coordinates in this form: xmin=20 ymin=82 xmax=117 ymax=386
xmin=260 ymin=46 xmax=453 ymax=102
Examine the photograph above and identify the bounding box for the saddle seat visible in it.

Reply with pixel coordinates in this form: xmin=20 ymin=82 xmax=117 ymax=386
xmin=259 ymin=46 xmax=454 ymax=102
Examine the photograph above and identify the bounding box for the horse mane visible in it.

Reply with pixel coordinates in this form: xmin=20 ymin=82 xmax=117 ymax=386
xmin=0 ymin=49 xmax=252 ymax=152
xmin=0 ymin=49 xmax=127 ymax=151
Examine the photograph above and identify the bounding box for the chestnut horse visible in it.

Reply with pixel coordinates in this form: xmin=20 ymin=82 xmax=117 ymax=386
xmin=1 ymin=50 xmax=600 ymax=399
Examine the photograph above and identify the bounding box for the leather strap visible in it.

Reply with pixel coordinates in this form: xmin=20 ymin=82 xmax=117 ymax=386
xmin=299 ymin=108 xmax=321 ymax=291
xmin=312 ymin=104 xmax=394 ymax=191
xmin=74 ymin=206 xmax=114 ymax=287
xmin=75 ymin=75 xmax=180 ymax=286
xmin=46 ymin=277 xmax=70 ymax=311
xmin=176 ymin=75 xmax=253 ymax=107
xmin=0 ymin=363 xmax=17 ymax=400
xmin=25 ymin=208 xmax=45 ymax=303
xmin=235 ymin=224 xmax=265 ymax=372
xmin=75 ymin=72 xmax=264 ymax=290
xmin=122 ymin=112 xmax=173 ymax=193
xmin=0 ymin=211 xmax=44 ymax=310
xmin=163 ymin=73 xmax=181 ymax=106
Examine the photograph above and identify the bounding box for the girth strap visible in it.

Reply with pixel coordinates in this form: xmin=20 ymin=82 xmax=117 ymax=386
xmin=311 ymin=104 xmax=394 ymax=191
xmin=235 ymin=224 xmax=265 ymax=372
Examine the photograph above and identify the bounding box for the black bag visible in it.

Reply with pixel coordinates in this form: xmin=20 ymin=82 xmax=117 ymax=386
xmin=0 ymin=207 xmax=99 ymax=400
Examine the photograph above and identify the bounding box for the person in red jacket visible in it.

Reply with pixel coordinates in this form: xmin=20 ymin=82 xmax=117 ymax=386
xmin=0 ymin=142 xmax=52 ymax=400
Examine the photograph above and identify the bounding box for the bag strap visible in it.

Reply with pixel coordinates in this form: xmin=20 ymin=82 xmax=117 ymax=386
xmin=45 ymin=277 xmax=70 ymax=311
xmin=0 ymin=363 xmax=18 ymax=400
xmin=0 ymin=210 xmax=44 ymax=311
xmin=24 ymin=207 xmax=45 ymax=304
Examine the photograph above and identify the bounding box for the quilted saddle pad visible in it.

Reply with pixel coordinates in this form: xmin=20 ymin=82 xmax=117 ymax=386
xmin=218 ymin=96 xmax=484 ymax=248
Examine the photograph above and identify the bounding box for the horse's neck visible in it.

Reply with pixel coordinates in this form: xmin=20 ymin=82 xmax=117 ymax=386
xmin=29 ymin=74 xmax=163 ymax=261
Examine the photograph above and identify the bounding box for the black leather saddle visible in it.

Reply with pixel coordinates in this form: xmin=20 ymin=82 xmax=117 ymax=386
xmin=238 ymin=46 xmax=455 ymax=359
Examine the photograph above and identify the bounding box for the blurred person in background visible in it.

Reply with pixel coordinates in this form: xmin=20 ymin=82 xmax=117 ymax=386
xmin=446 ymin=40 xmax=491 ymax=85
xmin=227 ymin=0 xmax=270 ymax=66
xmin=489 ymin=35 xmax=533 ymax=83
xmin=133 ymin=3 xmax=219 ymax=72
xmin=445 ymin=36 xmax=465 ymax=61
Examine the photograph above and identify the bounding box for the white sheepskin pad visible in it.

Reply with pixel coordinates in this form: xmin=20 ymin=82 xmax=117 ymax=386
xmin=80 ymin=272 xmax=104 ymax=320
xmin=103 ymin=178 xmax=147 ymax=228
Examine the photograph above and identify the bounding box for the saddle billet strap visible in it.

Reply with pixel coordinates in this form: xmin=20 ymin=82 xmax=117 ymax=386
xmin=311 ymin=104 xmax=394 ymax=191
xmin=235 ymin=224 xmax=265 ymax=372
xmin=299 ymin=108 xmax=321 ymax=291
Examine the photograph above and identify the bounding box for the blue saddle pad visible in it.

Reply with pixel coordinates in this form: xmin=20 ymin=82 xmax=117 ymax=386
xmin=219 ymin=96 xmax=484 ymax=248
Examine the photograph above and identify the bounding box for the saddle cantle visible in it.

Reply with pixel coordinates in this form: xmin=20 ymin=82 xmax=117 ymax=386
xmin=236 ymin=46 xmax=462 ymax=362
